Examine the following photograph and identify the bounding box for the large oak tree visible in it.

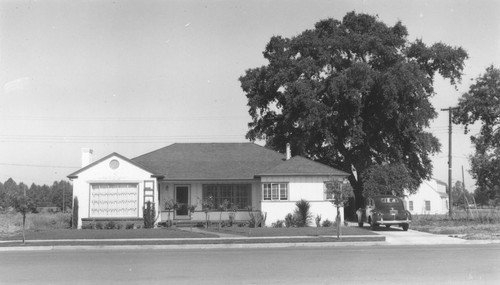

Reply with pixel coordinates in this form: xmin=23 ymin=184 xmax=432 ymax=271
xmin=454 ymin=66 xmax=500 ymax=205
xmin=239 ymin=12 xmax=467 ymax=211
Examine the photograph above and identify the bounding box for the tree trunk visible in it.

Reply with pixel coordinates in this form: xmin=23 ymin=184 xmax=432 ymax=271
xmin=22 ymin=212 xmax=26 ymax=244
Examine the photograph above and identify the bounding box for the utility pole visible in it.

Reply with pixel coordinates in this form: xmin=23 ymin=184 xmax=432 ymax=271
xmin=441 ymin=107 xmax=458 ymax=218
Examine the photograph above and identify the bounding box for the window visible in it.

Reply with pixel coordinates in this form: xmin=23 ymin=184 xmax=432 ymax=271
xmin=409 ymin=201 xmax=414 ymax=211
xmin=262 ymin=183 xmax=288 ymax=201
xmin=425 ymin=200 xmax=431 ymax=211
xmin=90 ymin=183 xmax=139 ymax=218
xmin=202 ymin=184 xmax=251 ymax=209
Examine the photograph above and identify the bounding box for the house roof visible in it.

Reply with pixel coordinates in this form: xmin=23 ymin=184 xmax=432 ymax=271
xmin=132 ymin=143 xmax=287 ymax=180
xmin=257 ymin=156 xmax=349 ymax=177
xmin=68 ymin=143 xmax=348 ymax=181
xmin=132 ymin=143 xmax=348 ymax=180
xmin=67 ymin=152 xmax=160 ymax=179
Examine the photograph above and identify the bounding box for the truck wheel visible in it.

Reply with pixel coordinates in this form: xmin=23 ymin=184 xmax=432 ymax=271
xmin=402 ymin=224 xmax=409 ymax=231
xmin=385 ymin=225 xmax=390 ymax=228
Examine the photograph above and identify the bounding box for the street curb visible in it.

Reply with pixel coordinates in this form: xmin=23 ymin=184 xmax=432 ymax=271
xmin=0 ymin=241 xmax=388 ymax=251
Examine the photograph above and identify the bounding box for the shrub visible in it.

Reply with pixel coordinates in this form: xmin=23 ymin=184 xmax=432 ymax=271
xmin=72 ymin=197 xmax=79 ymax=229
xmin=272 ymin=220 xmax=285 ymax=228
xmin=247 ymin=207 xmax=267 ymax=228
xmin=285 ymin=213 xmax=296 ymax=228
xmin=95 ymin=222 xmax=103 ymax=230
xmin=105 ymin=221 xmax=116 ymax=230
xmin=294 ymin=199 xmax=312 ymax=227
xmin=315 ymin=214 xmax=322 ymax=227
xmin=116 ymin=223 xmax=123 ymax=230
xmin=143 ymin=201 xmax=156 ymax=229
xmin=125 ymin=223 xmax=135 ymax=229
xmin=322 ymin=219 xmax=334 ymax=227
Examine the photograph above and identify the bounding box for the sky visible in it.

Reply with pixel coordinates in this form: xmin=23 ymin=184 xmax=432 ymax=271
xmin=1 ymin=0 xmax=499 ymax=191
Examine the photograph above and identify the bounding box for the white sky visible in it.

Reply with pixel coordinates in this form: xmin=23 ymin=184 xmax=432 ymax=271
xmin=1 ymin=0 xmax=499 ymax=190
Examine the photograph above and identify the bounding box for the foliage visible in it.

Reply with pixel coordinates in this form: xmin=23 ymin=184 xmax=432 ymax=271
xmin=143 ymin=201 xmax=156 ymax=229
xmin=125 ymin=223 xmax=135 ymax=230
xmin=218 ymin=199 xmax=230 ymax=230
xmin=95 ymin=222 xmax=103 ymax=230
xmin=315 ymin=214 xmax=322 ymax=227
xmin=284 ymin=213 xmax=296 ymax=228
xmin=247 ymin=207 xmax=267 ymax=228
xmin=451 ymin=181 xmax=474 ymax=208
xmin=105 ymin=221 xmax=117 ymax=230
xmin=361 ymin=164 xmax=418 ymax=197
xmin=294 ymin=199 xmax=313 ymax=227
xmin=272 ymin=220 xmax=285 ymax=228
xmin=72 ymin=197 xmax=79 ymax=229
xmin=0 ymin=178 xmax=73 ymax=212
xmin=202 ymin=196 xmax=214 ymax=228
xmin=322 ymin=219 xmax=334 ymax=227
xmin=454 ymin=66 xmax=500 ymax=206
xmin=239 ymin=12 xmax=468 ymax=210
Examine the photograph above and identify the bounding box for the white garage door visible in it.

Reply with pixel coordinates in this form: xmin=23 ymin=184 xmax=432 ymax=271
xmin=90 ymin=183 xmax=139 ymax=218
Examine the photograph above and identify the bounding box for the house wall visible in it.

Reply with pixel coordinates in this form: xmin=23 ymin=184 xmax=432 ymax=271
xmin=260 ymin=175 xmax=345 ymax=227
xmin=158 ymin=180 xmax=260 ymax=222
xmin=405 ymin=179 xmax=448 ymax=215
xmin=71 ymin=155 xmax=158 ymax=229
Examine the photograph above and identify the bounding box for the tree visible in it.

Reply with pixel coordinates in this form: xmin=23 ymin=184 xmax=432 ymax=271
xmin=8 ymin=185 xmax=34 ymax=244
xmin=361 ymin=163 xmax=418 ymax=198
xmin=325 ymin=179 xmax=353 ymax=238
xmin=454 ymin=66 xmax=500 ymax=205
xmin=451 ymin=181 xmax=473 ymax=208
xmin=239 ymin=12 xmax=467 ymax=211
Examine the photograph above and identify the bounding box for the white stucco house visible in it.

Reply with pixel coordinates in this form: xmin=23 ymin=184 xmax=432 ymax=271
xmin=68 ymin=143 xmax=349 ymax=229
xmin=404 ymin=179 xmax=449 ymax=215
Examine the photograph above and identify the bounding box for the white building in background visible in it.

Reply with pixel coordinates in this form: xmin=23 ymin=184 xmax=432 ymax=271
xmin=404 ymin=179 xmax=449 ymax=215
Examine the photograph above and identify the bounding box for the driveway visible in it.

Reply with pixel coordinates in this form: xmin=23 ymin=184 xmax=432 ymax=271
xmin=369 ymin=226 xmax=467 ymax=245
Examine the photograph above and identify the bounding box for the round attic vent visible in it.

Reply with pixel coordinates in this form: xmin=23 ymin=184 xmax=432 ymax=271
xmin=109 ymin=159 xmax=120 ymax=169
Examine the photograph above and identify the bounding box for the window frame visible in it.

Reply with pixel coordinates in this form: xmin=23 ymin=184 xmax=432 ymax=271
xmin=425 ymin=200 xmax=431 ymax=211
xmin=202 ymin=184 xmax=252 ymax=210
xmin=262 ymin=183 xmax=288 ymax=201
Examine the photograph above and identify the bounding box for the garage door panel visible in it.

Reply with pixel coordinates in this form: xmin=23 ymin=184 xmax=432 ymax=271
xmin=90 ymin=183 xmax=139 ymax=218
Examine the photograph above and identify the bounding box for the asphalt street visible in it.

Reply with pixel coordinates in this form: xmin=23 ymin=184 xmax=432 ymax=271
xmin=1 ymin=244 xmax=499 ymax=284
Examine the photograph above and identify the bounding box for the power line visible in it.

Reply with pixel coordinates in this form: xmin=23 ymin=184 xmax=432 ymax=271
xmin=0 ymin=163 xmax=79 ymax=169
xmin=0 ymin=115 xmax=250 ymax=122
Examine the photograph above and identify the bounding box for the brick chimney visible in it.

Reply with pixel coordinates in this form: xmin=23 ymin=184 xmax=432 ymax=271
xmin=81 ymin=148 xmax=93 ymax=168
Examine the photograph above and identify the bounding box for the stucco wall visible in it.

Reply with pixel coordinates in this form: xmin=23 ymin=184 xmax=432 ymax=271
xmin=260 ymin=175 xmax=344 ymax=226
xmin=71 ymin=155 xmax=158 ymax=229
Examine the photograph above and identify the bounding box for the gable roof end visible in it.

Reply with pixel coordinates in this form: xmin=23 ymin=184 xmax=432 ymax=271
xmin=67 ymin=152 xmax=160 ymax=179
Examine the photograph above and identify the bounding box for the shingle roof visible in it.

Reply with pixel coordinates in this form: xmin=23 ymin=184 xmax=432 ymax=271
xmin=257 ymin=156 xmax=349 ymax=177
xmin=131 ymin=143 xmax=287 ymax=180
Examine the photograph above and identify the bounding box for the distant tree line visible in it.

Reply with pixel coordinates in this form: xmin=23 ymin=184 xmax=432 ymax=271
xmin=0 ymin=178 xmax=73 ymax=212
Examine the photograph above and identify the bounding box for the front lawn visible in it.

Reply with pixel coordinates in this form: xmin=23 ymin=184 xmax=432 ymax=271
xmin=0 ymin=228 xmax=218 ymax=241
xmin=206 ymin=226 xmax=374 ymax=237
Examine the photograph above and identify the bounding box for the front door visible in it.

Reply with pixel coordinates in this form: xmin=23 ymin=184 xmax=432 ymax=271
xmin=175 ymin=185 xmax=190 ymax=219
